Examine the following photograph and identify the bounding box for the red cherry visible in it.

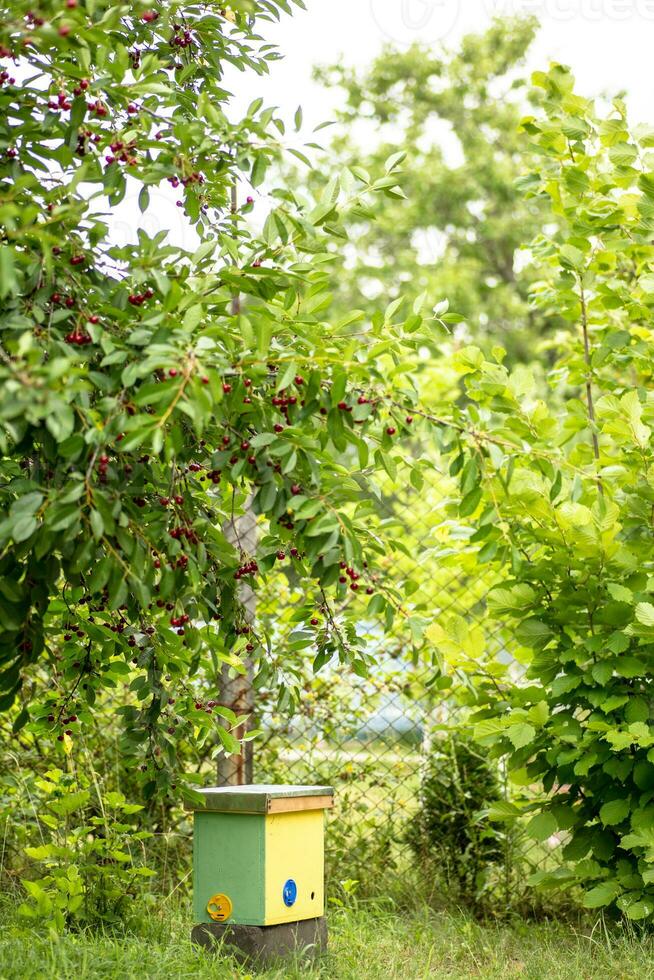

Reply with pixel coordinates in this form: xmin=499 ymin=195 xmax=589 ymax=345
xmin=405 ymin=416 xmax=413 ymax=424
xmin=290 ymin=484 xmax=301 ymax=495
xmin=337 ymin=401 xmax=347 ymax=410
xmin=276 ymin=550 xmax=285 ymax=561
xmin=169 ymin=368 xmax=178 ymax=377
xmin=274 ymin=423 xmax=284 ymax=433
xmin=88 ymin=314 xmax=100 ymax=324
xmin=386 ymin=427 xmax=396 ymax=436
xmin=222 ymin=382 xmax=232 ymax=393
xmin=201 ymin=376 xmax=209 ymax=384
xmin=141 ymin=9 xmax=159 ymax=21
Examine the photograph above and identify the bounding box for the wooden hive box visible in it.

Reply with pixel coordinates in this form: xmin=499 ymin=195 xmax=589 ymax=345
xmin=189 ymin=784 xmax=334 ymax=927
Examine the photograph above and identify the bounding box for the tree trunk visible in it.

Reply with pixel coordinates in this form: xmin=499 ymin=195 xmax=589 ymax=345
xmin=216 ymin=505 xmax=257 ymax=786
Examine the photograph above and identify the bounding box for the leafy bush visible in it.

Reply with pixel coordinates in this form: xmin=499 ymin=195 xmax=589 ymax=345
xmin=17 ymin=768 xmax=154 ymax=933
xmin=430 ymin=64 xmax=654 ymax=924
xmin=406 ymin=734 xmax=505 ymax=910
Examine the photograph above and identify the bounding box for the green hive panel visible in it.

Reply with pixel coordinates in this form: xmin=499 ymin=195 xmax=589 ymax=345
xmin=193 ymin=811 xmax=265 ymax=925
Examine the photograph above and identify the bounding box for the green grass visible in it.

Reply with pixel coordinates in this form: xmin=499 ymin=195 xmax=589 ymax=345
xmin=3 ymin=894 xmax=654 ymax=980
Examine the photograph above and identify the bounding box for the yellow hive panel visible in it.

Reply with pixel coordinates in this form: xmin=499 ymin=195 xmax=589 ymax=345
xmin=264 ymin=810 xmax=324 ymax=925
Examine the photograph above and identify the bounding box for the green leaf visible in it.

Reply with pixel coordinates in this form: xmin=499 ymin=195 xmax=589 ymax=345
xmin=599 ymin=799 xmax=630 ymax=826
xmin=583 ymin=880 xmax=622 ymax=908
xmin=526 ymin=811 xmax=557 ymax=841
xmin=507 ymin=722 xmax=536 ymax=749
xmin=12 ymin=515 xmax=38 ymax=542
xmin=459 ymin=486 xmax=482 ymax=517
xmin=635 ymin=602 xmax=654 ymax=627
xmin=0 ymin=244 xmax=18 ymax=296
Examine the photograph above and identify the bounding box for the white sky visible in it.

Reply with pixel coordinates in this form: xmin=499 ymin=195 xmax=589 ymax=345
xmin=234 ymin=0 xmax=654 ymax=127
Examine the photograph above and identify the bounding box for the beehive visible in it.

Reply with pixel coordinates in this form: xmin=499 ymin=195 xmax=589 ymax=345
xmin=190 ymin=784 xmax=334 ymax=927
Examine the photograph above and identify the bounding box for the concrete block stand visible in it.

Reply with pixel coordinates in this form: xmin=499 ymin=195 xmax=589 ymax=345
xmin=191 ymin=915 xmax=328 ymax=965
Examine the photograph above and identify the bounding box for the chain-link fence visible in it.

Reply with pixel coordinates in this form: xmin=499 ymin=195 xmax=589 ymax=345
xmin=250 ymin=455 xmax=565 ymax=905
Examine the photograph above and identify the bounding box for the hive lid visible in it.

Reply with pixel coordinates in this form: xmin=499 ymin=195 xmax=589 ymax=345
xmin=187 ymin=783 xmax=334 ymax=814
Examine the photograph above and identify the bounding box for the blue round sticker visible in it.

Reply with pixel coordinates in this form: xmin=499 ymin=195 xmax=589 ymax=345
xmin=282 ymin=878 xmax=297 ymax=907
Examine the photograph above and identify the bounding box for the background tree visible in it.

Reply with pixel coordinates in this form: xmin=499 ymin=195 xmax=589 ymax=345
xmin=311 ymin=17 xmax=553 ymax=362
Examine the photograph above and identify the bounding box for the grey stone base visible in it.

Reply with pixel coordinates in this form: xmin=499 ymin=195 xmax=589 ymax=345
xmin=191 ymin=916 xmax=327 ymax=965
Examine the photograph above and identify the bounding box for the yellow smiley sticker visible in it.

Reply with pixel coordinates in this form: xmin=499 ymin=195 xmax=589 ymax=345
xmin=207 ymin=893 xmax=233 ymax=922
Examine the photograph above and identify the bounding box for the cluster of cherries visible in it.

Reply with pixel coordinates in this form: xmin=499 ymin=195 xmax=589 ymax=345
xmin=128 ymin=287 xmax=154 ymax=305
xmin=337 ymin=561 xmax=373 ymax=594
xmin=89 ymin=100 xmax=108 ymax=117
xmin=170 ymin=612 xmax=190 ymax=635
xmin=170 ymin=24 xmax=194 ymax=48
xmin=0 ymin=68 xmax=16 ymax=86
xmin=75 ymin=128 xmax=102 ymax=157
xmin=47 ymin=89 xmax=73 ymax=112
xmin=64 ymin=328 xmax=92 ymax=346
xmin=25 ymin=10 xmax=45 ymax=26
xmin=233 ymin=624 xmax=256 ymax=653
xmin=194 ymin=698 xmax=218 ymax=714
xmin=235 ymin=558 xmax=259 ymax=581
xmin=105 ymin=139 xmax=138 ymax=166
xmin=167 ymin=171 xmax=205 ymax=189
xmin=56 ymin=715 xmax=78 ymax=741
xmin=168 ymin=525 xmax=200 ymax=546
xmin=270 ymin=376 xmax=304 ymax=424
